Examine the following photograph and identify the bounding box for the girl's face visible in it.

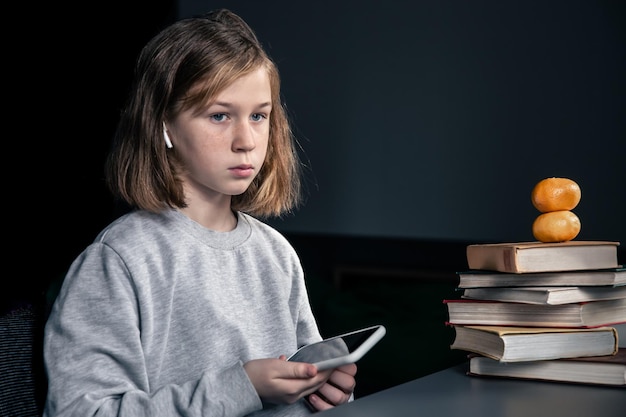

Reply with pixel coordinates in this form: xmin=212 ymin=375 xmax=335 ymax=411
xmin=169 ymin=67 xmax=271 ymax=204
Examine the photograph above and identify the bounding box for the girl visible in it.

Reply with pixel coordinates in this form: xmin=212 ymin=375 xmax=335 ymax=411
xmin=43 ymin=9 xmax=356 ymax=417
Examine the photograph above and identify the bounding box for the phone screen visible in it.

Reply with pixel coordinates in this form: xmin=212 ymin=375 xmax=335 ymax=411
xmin=288 ymin=326 xmax=380 ymax=364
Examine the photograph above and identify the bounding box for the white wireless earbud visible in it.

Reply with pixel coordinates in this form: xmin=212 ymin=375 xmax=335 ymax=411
xmin=163 ymin=122 xmax=173 ymax=148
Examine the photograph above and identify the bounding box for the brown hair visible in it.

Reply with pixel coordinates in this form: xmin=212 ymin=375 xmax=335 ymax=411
xmin=105 ymin=9 xmax=302 ymax=218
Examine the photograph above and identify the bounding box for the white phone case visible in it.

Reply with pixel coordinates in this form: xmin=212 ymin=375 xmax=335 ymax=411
xmin=287 ymin=324 xmax=386 ymax=371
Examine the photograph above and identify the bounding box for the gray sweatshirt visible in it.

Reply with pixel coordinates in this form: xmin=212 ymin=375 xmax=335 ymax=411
xmin=43 ymin=209 xmax=322 ymax=416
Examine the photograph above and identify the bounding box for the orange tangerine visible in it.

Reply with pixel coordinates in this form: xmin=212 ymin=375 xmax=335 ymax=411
xmin=531 ymin=177 xmax=581 ymax=213
xmin=532 ymin=210 xmax=581 ymax=242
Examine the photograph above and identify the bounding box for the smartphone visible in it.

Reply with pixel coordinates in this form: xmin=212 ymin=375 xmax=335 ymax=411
xmin=287 ymin=324 xmax=386 ymax=371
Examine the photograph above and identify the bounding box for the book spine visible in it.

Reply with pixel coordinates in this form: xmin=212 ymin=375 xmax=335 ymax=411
xmin=503 ymin=247 xmax=516 ymax=273
xmin=468 ymin=246 xmax=521 ymax=273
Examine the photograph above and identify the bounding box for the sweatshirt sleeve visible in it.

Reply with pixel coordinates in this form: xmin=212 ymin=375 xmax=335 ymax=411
xmin=43 ymin=243 xmax=263 ymax=417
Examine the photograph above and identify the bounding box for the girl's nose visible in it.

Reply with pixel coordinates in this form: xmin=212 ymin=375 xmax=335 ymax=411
xmin=232 ymin=120 xmax=256 ymax=152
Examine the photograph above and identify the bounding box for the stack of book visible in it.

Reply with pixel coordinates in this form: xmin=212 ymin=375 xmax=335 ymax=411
xmin=444 ymin=240 xmax=626 ymax=387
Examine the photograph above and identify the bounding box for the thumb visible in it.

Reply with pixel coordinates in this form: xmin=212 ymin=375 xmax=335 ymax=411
xmin=291 ymin=362 xmax=318 ymax=379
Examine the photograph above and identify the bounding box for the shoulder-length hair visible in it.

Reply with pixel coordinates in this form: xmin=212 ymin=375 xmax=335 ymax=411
xmin=105 ymin=9 xmax=302 ymax=218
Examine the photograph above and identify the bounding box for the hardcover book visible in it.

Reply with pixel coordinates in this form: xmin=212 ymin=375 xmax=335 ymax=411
xmin=460 ymin=285 xmax=626 ymax=305
xmin=467 ymin=348 xmax=626 ymax=387
xmin=457 ymin=268 xmax=626 ymax=289
xmin=444 ymin=298 xmax=626 ymax=328
xmin=466 ymin=241 xmax=620 ymax=274
xmin=450 ymin=325 xmax=618 ymax=362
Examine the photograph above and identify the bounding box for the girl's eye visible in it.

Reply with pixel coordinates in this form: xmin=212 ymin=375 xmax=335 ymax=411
xmin=211 ymin=113 xmax=227 ymax=122
xmin=251 ymin=113 xmax=266 ymax=122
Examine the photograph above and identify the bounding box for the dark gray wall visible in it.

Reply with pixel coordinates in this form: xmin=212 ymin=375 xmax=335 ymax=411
xmin=181 ymin=0 xmax=626 ymax=243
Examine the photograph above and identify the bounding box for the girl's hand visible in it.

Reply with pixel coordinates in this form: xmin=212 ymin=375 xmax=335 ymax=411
xmin=307 ymin=363 xmax=358 ymax=412
xmin=243 ymin=357 xmax=332 ymax=405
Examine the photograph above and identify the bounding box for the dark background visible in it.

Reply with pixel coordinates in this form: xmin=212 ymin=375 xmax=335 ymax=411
xmin=7 ymin=0 xmax=625 ymax=406
xmin=179 ymin=0 xmax=626 ymax=245
xmin=13 ymin=2 xmax=178 ymax=297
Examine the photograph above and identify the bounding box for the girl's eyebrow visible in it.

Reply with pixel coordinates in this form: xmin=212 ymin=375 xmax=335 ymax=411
xmin=211 ymin=101 xmax=272 ymax=109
